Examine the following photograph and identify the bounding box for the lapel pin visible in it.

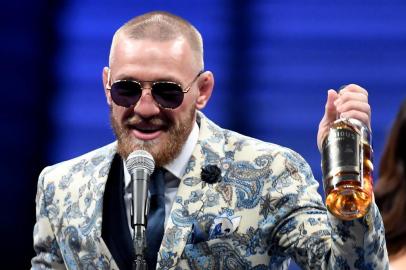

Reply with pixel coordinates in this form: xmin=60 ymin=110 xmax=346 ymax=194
xmin=201 ymin=165 xmax=222 ymax=184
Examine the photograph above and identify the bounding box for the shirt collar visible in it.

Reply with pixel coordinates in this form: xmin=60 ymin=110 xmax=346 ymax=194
xmin=123 ymin=121 xmax=199 ymax=188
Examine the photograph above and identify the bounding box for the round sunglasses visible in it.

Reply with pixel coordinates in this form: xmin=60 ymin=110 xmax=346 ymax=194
xmin=106 ymin=70 xmax=204 ymax=109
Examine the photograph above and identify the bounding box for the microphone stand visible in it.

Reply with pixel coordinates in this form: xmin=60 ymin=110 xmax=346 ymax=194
xmin=132 ymin=225 xmax=147 ymax=270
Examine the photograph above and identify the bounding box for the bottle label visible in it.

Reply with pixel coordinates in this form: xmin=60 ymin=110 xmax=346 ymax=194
xmin=322 ymin=126 xmax=360 ymax=188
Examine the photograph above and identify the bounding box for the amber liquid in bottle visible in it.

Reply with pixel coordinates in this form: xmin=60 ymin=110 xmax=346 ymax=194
xmin=322 ymin=119 xmax=373 ymax=220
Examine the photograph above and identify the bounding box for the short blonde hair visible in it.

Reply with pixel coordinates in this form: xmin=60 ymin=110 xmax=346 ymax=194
xmin=110 ymin=11 xmax=204 ymax=70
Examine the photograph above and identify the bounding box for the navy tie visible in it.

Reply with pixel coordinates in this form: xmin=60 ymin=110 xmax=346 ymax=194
xmin=146 ymin=168 xmax=166 ymax=270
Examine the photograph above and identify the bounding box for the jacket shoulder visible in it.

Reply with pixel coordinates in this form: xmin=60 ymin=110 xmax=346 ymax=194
xmin=39 ymin=142 xmax=117 ymax=182
xmin=199 ymin=111 xmax=308 ymax=163
xmin=225 ymin=128 xmax=305 ymax=162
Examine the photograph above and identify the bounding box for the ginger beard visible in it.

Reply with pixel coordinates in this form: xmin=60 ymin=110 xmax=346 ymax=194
xmin=110 ymin=105 xmax=196 ymax=167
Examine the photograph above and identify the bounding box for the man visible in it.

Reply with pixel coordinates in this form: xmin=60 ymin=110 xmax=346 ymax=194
xmin=31 ymin=11 xmax=388 ymax=270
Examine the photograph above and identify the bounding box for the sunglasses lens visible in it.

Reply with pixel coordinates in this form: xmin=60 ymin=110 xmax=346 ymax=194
xmin=152 ymin=82 xmax=184 ymax=109
xmin=110 ymin=81 xmax=142 ymax=107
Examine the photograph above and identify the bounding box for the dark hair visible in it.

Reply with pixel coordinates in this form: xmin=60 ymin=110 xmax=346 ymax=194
xmin=375 ymin=99 xmax=406 ymax=256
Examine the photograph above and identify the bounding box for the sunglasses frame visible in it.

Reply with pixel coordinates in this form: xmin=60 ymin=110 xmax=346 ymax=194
xmin=106 ymin=69 xmax=204 ymax=109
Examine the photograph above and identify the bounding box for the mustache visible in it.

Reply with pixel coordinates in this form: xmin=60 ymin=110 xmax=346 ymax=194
xmin=123 ymin=115 xmax=170 ymax=127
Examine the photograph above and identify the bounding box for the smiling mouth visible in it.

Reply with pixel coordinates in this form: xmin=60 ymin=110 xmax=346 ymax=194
xmin=124 ymin=115 xmax=170 ymax=138
xmin=126 ymin=122 xmax=169 ymax=141
xmin=129 ymin=124 xmax=163 ymax=133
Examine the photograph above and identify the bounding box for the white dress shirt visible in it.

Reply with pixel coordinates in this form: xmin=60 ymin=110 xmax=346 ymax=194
xmin=123 ymin=121 xmax=199 ymax=234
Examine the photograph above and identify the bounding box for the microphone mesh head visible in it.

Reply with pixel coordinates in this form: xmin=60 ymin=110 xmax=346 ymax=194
xmin=125 ymin=150 xmax=155 ymax=175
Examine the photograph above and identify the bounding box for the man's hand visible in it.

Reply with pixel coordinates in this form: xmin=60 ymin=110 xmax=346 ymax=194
xmin=317 ymin=84 xmax=371 ymax=152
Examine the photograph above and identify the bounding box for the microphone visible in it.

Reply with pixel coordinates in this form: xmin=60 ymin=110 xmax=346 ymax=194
xmin=126 ymin=150 xmax=155 ymax=227
xmin=125 ymin=150 xmax=155 ymax=270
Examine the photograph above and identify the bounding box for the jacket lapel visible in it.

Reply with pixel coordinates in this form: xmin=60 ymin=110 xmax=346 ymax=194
xmin=157 ymin=112 xmax=226 ymax=269
xmin=102 ymin=154 xmax=134 ymax=270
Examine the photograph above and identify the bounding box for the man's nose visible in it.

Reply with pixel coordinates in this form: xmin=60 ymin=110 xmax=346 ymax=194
xmin=133 ymin=87 xmax=160 ymax=117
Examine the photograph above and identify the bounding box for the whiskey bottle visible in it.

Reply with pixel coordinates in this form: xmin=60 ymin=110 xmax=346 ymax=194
xmin=321 ymin=118 xmax=373 ymax=220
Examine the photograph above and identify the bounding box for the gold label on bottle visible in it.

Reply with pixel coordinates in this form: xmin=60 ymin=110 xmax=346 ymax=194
xmin=322 ymin=126 xmax=360 ymax=189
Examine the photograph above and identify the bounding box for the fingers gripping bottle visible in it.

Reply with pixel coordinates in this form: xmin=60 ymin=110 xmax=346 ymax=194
xmin=321 ymin=118 xmax=373 ymax=220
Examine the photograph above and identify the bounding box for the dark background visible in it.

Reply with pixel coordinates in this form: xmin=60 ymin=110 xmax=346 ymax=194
xmin=1 ymin=0 xmax=405 ymax=269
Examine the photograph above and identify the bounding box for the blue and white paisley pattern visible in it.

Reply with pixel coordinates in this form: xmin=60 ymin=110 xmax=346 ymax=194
xmin=183 ymin=241 xmax=254 ymax=270
xmin=32 ymin=144 xmax=118 ymax=270
xmin=32 ymin=112 xmax=389 ymax=270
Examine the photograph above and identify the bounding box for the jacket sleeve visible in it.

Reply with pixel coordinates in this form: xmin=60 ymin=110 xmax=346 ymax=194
xmin=268 ymin=150 xmax=389 ymax=270
xmin=31 ymin=167 xmax=66 ymax=270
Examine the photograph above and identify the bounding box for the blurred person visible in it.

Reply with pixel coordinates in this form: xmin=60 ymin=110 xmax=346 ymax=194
xmin=31 ymin=11 xmax=388 ymax=269
xmin=375 ymin=99 xmax=406 ymax=270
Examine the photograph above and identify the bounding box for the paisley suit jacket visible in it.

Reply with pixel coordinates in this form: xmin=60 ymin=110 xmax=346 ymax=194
xmin=31 ymin=112 xmax=388 ymax=270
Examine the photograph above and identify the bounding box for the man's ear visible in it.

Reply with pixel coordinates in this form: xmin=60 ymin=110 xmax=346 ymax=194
xmin=196 ymin=71 xmax=214 ymax=110
xmin=102 ymin=67 xmax=112 ymax=106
